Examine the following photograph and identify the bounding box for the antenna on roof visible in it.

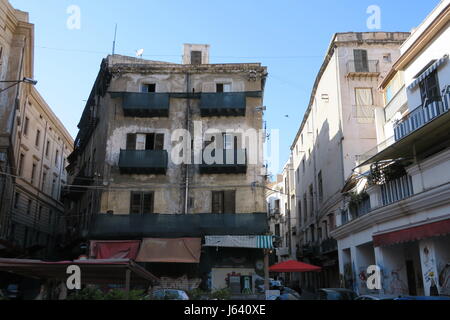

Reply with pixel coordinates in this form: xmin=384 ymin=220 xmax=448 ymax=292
xmin=136 ymin=48 xmax=144 ymax=58
xmin=112 ymin=23 xmax=118 ymax=55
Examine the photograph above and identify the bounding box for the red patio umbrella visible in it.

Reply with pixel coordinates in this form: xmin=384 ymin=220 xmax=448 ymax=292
xmin=269 ymin=260 xmax=321 ymax=272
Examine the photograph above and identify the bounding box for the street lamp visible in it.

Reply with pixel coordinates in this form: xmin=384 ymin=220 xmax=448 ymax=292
xmin=0 ymin=77 xmax=38 ymax=93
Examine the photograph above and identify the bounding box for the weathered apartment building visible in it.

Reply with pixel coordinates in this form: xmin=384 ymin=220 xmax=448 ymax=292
xmin=287 ymin=32 xmax=410 ymax=290
xmin=64 ymin=44 xmax=272 ymax=293
xmin=331 ymin=0 xmax=450 ymax=297
xmin=0 ymin=0 xmax=73 ymax=259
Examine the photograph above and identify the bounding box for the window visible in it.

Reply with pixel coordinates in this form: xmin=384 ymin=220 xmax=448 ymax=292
xmin=27 ymin=199 xmax=32 ymax=215
xmin=303 ymin=193 xmax=307 ymax=222
xmin=55 ymin=149 xmax=59 ymax=166
xmin=141 ymin=83 xmax=156 ymax=93
xmin=41 ymin=170 xmax=47 ymax=191
xmin=318 ymin=171 xmax=323 ymax=202
xmin=302 ymin=159 xmax=305 ymax=173
xmin=51 ymin=178 xmax=56 ymax=197
xmin=18 ymin=153 xmax=25 ymax=176
xmin=355 ymin=88 xmax=373 ymax=106
xmin=45 ymin=140 xmax=50 ymax=157
xmin=126 ymin=133 xmax=164 ymax=150
xmin=216 ymin=83 xmax=231 ymax=93
xmin=309 ymin=184 xmax=314 ymax=216
xmin=31 ymin=163 xmax=37 ymax=185
xmin=14 ymin=192 xmax=20 ymax=209
xmin=275 ymin=224 xmax=280 ymax=237
xmin=297 ymin=200 xmax=302 ymax=225
xmin=35 ymin=129 xmax=41 ymax=147
xmin=38 ymin=205 xmax=42 ymax=220
xmin=24 ymin=117 xmax=29 ymax=135
xmin=274 ymin=199 xmax=280 ymax=212
xmin=190 ymin=51 xmax=202 ymax=65
xmin=130 ymin=191 xmax=154 ymax=214
xmin=212 ymin=190 xmax=235 ymax=214
xmin=353 ymin=49 xmax=369 ymax=72
xmin=419 ymin=70 xmax=440 ymax=104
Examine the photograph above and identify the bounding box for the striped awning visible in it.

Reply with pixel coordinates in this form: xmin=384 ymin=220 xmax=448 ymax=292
xmin=407 ymin=54 xmax=448 ymax=90
xmin=204 ymin=235 xmax=274 ymax=249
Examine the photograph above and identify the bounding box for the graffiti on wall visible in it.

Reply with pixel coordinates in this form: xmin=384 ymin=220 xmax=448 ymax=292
xmin=438 ymin=263 xmax=450 ymax=296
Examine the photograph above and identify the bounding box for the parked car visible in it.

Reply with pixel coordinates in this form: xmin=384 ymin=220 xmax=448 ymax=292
xmin=5 ymin=284 xmax=21 ymax=300
xmin=317 ymin=288 xmax=357 ymax=300
xmin=150 ymin=289 xmax=189 ymax=300
xmin=395 ymin=296 xmax=450 ymax=300
xmin=355 ymin=294 xmax=399 ymax=300
xmin=280 ymin=287 xmax=302 ymax=300
xmin=276 ymin=292 xmax=301 ymax=300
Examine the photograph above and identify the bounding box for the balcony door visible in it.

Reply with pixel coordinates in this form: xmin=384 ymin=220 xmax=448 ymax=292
xmin=126 ymin=133 xmax=164 ymax=150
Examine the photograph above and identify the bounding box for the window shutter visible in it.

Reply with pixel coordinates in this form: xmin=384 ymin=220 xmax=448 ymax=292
xmin=191 ymin=51 xmax=202 ymax=65
xmin=224 ymin=190 xmax=236 ymax=214
xmin=126 ymin=133 xmax=136 ymax=150
xmin=142 ymin=192 xmax=154 ymax=214
xmin=130 ymin=192 xmax=142 ymax=214
xmin=354 ymin=49 xmax=368 ymax=72
xmin=212 ymin=191 xmax=224 ymax=213
xmin=154 ymin=134 xmax=164 ymax=150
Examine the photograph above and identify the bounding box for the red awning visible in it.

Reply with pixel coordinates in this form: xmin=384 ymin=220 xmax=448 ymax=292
xmin=135 ymin=238 xmax=202 ymax=263
xmin=89 ymin=240 xmax=141 ymax=259
xmin=373 ymin=218 xmax=450 ymax=247
xmin=269 ymin=260 xmax=321 ymax=272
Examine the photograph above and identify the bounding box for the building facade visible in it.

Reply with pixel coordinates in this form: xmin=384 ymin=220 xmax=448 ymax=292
xmin=0 ymin=0 xmax=73 ymax=259
xmin=331 ymin=1 xmax=450 ymax=297
xmin=64 ymin=45 xmax=271 ymax=293
xmin=289 ymin=32 xmax=410 ymax=291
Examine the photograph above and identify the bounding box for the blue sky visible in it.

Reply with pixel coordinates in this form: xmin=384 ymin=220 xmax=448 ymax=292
xmin=10 ymin=0 xmax=440 ymax=175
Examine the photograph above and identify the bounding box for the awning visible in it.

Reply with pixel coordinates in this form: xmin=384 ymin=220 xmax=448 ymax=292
xmin=204 ymin=235 xmax=274 ymax=249
xmin=0 ymin=258 xmax=159 ymax=285
xmin=89 ymin=240 xmax=141 ymax=259
xmin=135 ymin=238 xmax=201 ymax=263
xmin=373 ymin=218 xmax=450 ymax=247
xmin=407 ymin=54 xmax=448 ymax=90
xmin=269 ymin=260 xmax=321 ymax=272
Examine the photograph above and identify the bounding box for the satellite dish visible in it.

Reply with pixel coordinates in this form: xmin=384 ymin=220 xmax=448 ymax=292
xmin=136 ymin=48 xmax=144 ymax=57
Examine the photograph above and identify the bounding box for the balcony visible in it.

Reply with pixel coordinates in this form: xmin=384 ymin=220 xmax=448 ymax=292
xmin=61 ymin=164 xmax=94 ymax=200
xmin=394 ymin=99 xmax=448 ymax=141
xmin=381 ymin=175 xmax=413 ymax=206
xmin=199 ymin=149 xmax=247 ymax=174
xmin=346 ymin=60 xmax=379 ymax=77
xmin=110 ymin=92 xmax=170 ymax=117
xmin=118 ymin=149 xmax=168 ymax=174
xmin=320 ymin=238 xmax=338 ymax=254
xmin=88 ymin=212 xmax=269 ymax=239
xmin=199 ymin=92 xmax=249 ymax=116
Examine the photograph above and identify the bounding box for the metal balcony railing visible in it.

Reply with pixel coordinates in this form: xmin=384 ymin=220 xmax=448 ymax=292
xmin=111 ymin=92 xmax=170 ymax=117
xmin=347 ymin=60 xmax=379 ymax=75
xmin=118 ymin=149 xmax=168 ymax=174
xmin=199 ymin=149 xmax=247 ymax=174
xmin=200 ymin=92 xmax=247 ymax=116
xmin=381 ymin=175 xmax=413 ymax=206
xmin=394 ymin=99 xmax=447 ymax=141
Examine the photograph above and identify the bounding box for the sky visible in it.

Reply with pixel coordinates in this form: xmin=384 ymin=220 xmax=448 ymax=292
xmin=10 ymin=0 xmax=441 ymax=176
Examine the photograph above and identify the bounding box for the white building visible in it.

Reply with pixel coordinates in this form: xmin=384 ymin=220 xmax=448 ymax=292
xmin=331 ymin=0 xmax=450 ymax=297
xmin=289 ymin=32 xmax=409 ymax=290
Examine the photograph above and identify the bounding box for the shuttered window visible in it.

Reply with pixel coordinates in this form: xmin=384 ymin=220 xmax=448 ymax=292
xmin=191 ymin=51 xmax=202 ymax=64
xmin=353 ymin=49 xmax=369 ymax=72
xmin=130 ymin=191 xmax=154 ymax=214
xmin=212 ymin=190 xmax=235 ymax=213
xmin=126 ymin=133 xmax=136 ymax=150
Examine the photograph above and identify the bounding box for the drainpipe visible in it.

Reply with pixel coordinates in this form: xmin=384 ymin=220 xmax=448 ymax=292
xmin=184 ymin=73 xmax=190 ymax=214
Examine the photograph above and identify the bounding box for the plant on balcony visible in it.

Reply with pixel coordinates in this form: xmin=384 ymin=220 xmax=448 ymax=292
xmin=348 ymin=191 xmax=369 ymax=217
xmin=368 ymin=161 xmax=407 ymax=185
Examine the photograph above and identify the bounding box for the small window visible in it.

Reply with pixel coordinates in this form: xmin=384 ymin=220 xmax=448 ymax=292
xmin=130 ymin=191 xmax=154 ymax=214
xmin=14 ymin=192 xmax=20 ymax=209
xmin=35 ymin=129 xmax=41 ymax=147
xmin=212 ymin=190 xmax=235 ymax=213
xmin=216 ymin=83 xmax=231 ymax=93
xmin=55 ymin=150 xmax=59 ymax=166
xmin=23 ymin=117 xmax=29 ymax=135
xmin=27 ymin=199 xmax=32 ymax=215
xmin=31 ymin=163 xmax=37 ymax=185
xmin=141 ymin=83 xmax=156 ymax=93
xmin=191 ymin=51 xmax=202 ymax=65
xmin=18 ymin=153 xmax=25 ymax=176
xmin=41 ymin=170 xmax=47 ymax=190
xmin=45 ymin=140 xmax=50 ymax=157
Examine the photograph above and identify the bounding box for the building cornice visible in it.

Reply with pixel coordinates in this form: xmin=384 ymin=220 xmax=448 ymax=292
xmin=330 ymin=181 xmax=450 ymax=239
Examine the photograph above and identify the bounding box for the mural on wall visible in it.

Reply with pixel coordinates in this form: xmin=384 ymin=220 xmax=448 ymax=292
xmin=387 ymin=268 xmax=408 ymax=295
xmin=438 ymin=263 xmax=450 ymax=296
xmin=343 ymin=263 xmax=355 ymax=291
xmin=358 ymin=267 xmax=368 ymax=294
xmin=421 ymin=245 xmax=439 ymax=295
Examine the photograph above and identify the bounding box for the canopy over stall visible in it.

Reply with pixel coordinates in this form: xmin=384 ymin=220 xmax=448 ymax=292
xmin=269 ymin=260 xmax=322 ymax=273
xmin=0 ymin=258 xmax=159 ymax=286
